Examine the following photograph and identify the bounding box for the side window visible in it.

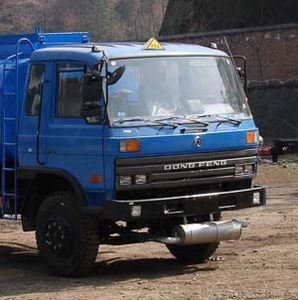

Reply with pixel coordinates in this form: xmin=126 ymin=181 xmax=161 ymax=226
xmin=25 ymin=64 xmax=45 ymax=116
xmin=56 ymin=64 xmax=85 ymax=118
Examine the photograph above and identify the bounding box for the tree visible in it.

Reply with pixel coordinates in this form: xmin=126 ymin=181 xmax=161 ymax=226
xmin=0 ymin=0 xmax=169 ymax=41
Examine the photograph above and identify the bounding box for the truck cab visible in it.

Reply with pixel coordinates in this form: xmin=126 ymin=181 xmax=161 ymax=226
xmin=0 ymin=31 xmax=266 ymax=276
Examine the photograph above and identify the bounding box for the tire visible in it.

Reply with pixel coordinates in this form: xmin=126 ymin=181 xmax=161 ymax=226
xmin=167 ymin=242 xmax=219 ymax=264
xmin=36 ymin=191 xmax=99 ymax=277
xmin=166 ymin=213 xmax=221 ymax=264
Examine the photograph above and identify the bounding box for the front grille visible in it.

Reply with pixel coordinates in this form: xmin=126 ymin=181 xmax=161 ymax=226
xmin=115 ymin=149 xmax=257 ymax=200
xmin=116 ymin=179 xmax=252 ymax=200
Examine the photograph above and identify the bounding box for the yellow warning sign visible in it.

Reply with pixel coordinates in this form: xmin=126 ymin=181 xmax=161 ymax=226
xmin=144 ymin=37 xmax=164 ymax=50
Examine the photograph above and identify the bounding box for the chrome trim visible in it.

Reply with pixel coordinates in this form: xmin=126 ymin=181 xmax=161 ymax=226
xmin=111 ymin=186 xmax=263 ymax=204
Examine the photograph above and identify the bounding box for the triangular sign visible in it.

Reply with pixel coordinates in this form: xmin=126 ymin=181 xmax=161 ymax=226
xmin=144 ymin=37 xmax=164 ymax=50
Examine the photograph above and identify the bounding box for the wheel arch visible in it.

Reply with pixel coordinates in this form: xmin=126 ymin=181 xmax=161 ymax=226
xmin=19 ymin=167 xmax=87 ymax=231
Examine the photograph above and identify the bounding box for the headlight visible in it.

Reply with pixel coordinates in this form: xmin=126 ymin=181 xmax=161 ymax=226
xmin=135 ymin=174 xmax=147 ymax=185
xmin=235 ymin=164 xmax=255 ymax=176
xmin=119 ymin=175 xmax=132 ymax=186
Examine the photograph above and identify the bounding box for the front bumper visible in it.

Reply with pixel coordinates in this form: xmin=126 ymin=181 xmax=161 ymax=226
xmin=101 ymin=185 xmax=266 ymax=221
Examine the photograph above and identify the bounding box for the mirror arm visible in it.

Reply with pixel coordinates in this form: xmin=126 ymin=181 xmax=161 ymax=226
xmin=102 ymin=59 xmax=110 ymax=125
xmin=233 ymin=55 xmax=247 ymax=93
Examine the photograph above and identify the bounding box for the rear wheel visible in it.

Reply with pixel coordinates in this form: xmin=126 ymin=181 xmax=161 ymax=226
xmin=166 ymin=213 xmax=221 ymax=264
xmin=36 ymin=191 xmax=99 ymax=276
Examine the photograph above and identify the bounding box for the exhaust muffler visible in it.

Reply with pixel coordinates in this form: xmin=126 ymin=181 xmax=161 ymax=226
xmin=155 ymin=219 xmax=244 ymax=245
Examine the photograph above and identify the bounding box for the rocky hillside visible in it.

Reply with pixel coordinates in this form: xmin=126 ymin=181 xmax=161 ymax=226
xmin=0 ymin=0 xmax=168 ymax=41
xmin=160 ymin=0 xmax=298 ymax=36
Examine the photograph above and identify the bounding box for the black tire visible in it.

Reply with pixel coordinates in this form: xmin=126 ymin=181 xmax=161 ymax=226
xmin=36 ymin=191 xmax=99 ymax=276
xmin=167 ymin=242 xmax=219 ymax=264
xmin=167 ymin=213 xmax=221 ymax=264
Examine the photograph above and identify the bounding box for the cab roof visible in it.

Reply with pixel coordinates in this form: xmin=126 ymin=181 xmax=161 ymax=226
xmin=30 ymin=41 xmax=228 ymax=65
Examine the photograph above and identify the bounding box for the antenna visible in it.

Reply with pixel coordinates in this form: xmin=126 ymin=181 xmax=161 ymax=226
xmin=223 ymin=36 xmax=248 ymax=92
xmin=223 ymin=35 xmax=237 ymax=68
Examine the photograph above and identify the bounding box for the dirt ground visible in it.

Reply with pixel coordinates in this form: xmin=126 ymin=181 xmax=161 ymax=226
xmin=1 ymin=160 xmax=298 ymax=300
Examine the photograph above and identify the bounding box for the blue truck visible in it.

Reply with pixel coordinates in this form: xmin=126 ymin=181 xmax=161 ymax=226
xmin=0 ymin=28 xmax=266 ymax=276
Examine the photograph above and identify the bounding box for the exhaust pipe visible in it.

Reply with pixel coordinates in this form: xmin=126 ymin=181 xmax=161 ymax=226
xmin=155 ymin=219 xmax=244 ymax=246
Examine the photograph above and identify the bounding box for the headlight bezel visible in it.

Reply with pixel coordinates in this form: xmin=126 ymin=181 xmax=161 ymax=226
xmin=118 ymin=174 xmax=148 ymax=186
xmin=119 ymin=175 xmax=133 ymax=186
xmin=135 ymin=174 xmax=148 ymax=185
xmin=235 ymin=163 xmax=256 ymax=176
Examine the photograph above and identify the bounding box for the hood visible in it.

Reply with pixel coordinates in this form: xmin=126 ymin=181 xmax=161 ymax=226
xmin=104 ymin=119 xmax=259 ymax=158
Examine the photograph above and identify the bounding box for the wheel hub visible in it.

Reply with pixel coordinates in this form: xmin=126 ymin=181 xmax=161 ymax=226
xmin=45 ymin=218 xmax=72 ymax=256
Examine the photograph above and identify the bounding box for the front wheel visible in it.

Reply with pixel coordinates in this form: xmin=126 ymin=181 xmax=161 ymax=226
xmin=36 ymin=191 xmax=99 ymax=276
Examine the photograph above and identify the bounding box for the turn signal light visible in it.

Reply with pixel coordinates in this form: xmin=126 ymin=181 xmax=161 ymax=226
xmin=90 ymin=175 xmax=103 ymax=184
xmin=120 ymin=140 xmax=140 ymax=152
xmin=246 ymin=132 xmax=257 ymax=144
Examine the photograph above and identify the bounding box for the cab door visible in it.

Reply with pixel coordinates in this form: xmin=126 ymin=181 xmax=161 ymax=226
xmin=38 ymin=62 xmax=105 ymax=205
xmin=18 ymin=63 xmax=47 ymax=166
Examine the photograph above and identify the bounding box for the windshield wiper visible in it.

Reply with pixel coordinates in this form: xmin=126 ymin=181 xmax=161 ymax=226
xmin=114 ymin=118 xmax=145 ymax=124
xmin=184 ymin=117 xmax=209 ymax=126
xmin=113 ymin=117 xmax=177 ymax=128
xmin=154 ymin=116 xmax=208 ymax=126
xmin=113 ymin=115 xmax=210 ymax=128
xmin=218 ymin=116 xmax=242 ymax=125
xmin=193 ymin=114 xmax=242 ymax=126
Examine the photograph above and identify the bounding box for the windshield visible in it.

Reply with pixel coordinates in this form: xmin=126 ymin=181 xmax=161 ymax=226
xmin=107 ymin=56 xmax=251 ymax=126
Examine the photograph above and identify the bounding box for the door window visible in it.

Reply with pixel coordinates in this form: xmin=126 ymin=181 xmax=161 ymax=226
xmin=56 ymin=64 xmax=86 ymax=118
xmin=25 ymin=64 xmax=45 ymax=116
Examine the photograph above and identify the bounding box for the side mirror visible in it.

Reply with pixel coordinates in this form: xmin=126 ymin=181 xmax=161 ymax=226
xmin=81 ymin=101 xmax=104 ymax=124
xmin=81 ymin=101 xmax=101 ymax=118
xmin=107 ymin=66 xmax=125 ymax=85
xmin=236 ymin=67 xmax=246 ymax=84
xmin=82 ymin=71 xmax=102 ymax=102
xmin=233 ymin=55 xmax=247 ymax=93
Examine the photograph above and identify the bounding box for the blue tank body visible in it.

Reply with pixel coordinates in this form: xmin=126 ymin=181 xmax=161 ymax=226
xmin=0 ymin=29 xmax=90 ymax=161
